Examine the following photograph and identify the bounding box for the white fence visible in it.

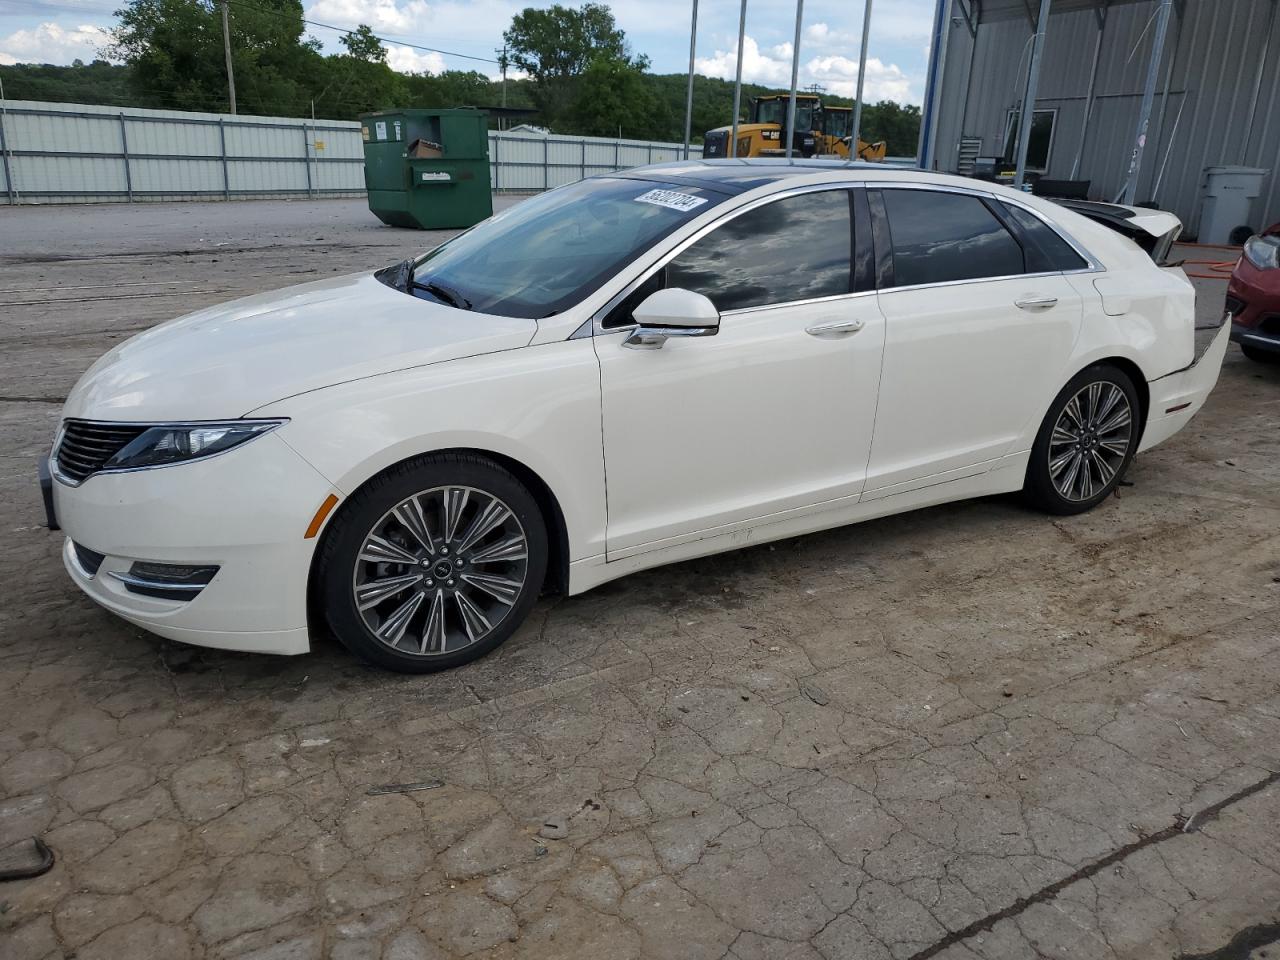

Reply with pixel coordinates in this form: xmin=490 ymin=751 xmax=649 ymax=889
xmin=0 ymin=99 xmax=688 ymax=204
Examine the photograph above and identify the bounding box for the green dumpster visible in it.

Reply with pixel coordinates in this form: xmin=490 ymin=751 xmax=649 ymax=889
xmin=360 ymin=108 xmax=493 ymax=230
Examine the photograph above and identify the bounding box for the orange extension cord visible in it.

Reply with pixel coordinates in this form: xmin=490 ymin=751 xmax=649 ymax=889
xmin=1178 ymin=241 xmax=1241 ymax=280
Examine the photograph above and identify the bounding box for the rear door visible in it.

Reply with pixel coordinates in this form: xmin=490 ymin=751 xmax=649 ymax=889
xmin=864 ymin=186 xmax=1090 ymax=497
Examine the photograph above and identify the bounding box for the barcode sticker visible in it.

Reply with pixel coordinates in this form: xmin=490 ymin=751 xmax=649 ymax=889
xmin=634 ymin=188 xmax=708 ymax=212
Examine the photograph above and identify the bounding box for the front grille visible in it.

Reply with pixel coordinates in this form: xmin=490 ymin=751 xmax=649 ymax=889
xmin=1261 ymin=315 xmax=1280 ymax=336
xmin=72 ymin=542 xmax=105 ymax=576
xmin=702 ymin=132 xmax=728 ymax=158
xmin=54 ymin=420 xmax=149 ymax=484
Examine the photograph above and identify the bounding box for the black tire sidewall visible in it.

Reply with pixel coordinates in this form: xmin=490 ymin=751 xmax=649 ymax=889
xmin=318 ymin=455 xmax=548 ymax=673
xmin=1026 ymin=365 xmax=1140 ymax=516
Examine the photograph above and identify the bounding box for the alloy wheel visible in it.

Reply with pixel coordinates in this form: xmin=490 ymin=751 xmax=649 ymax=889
xmin=352 ymin=485 xmax=529 ymax=656
xmin=1047 ymin=381 xmax=1134 ymax=502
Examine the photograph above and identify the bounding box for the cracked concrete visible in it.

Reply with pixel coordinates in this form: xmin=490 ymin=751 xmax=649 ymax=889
xmin=2 ymin=198 xmax=1279 ymax=959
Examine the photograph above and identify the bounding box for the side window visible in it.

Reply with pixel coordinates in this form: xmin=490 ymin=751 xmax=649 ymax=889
xmin=999 ymin=202 xmax=1089 ymax=272
xmin=881 ymin=189 xmax=1024 ymax=288
xmin=666 ymin=190 xmax=852 ymax=311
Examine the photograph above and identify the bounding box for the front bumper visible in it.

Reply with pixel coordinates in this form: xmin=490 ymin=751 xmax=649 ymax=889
xmin=52 ymin=431 xmax=339 ymax=656
xmin=1139 ymin=318 xmax=1231 ymax=453
xmin=1230 ymin=322 xmax=1280 ymax=355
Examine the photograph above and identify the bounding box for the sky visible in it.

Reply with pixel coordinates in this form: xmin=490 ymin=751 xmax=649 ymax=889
xmin=0 ymin=0 xmax=936 ymax=106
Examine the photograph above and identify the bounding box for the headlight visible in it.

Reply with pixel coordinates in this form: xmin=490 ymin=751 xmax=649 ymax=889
xmin=1243 ymin=235 xmax=1280 ymax=270
xmin=104 ymin=420 xmax=284 ymax=471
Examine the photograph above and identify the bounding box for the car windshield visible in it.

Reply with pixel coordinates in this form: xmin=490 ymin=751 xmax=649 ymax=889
xmin=405 ymin=177 xmax=727 ymax=319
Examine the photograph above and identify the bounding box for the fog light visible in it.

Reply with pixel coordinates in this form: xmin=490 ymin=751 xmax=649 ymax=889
xmin=109 ymin=561 xmax=219 ymax=600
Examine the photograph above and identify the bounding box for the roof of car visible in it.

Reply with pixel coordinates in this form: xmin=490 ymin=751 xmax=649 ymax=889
xmin=615 ymin=158 xmax=923 ymax=195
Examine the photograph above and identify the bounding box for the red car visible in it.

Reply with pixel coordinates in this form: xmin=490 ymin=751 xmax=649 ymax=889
xmin=1228 ymin=222 xmax=1280 ymax=363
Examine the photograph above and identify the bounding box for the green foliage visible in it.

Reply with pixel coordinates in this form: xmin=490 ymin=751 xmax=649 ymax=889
xmin=108 ymin=0 xmax=324 ymax=113
xmin=0 ymin=60 xmax=133 ymax=106
xmin=4 ymin=0 xmax=920 ymax=153
xmin=503 ymin=2 xmax=645 ymax=130
xmin=340 ymin=25 xmax=386 ymax=64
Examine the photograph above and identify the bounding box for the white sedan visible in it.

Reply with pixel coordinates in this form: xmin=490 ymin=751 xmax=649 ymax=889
xmin=43 ymin=161 xmax=1230 ymax=672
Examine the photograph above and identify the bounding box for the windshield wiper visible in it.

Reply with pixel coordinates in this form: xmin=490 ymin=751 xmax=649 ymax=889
xmin=411 ymin=277 xmax=472 ymax=311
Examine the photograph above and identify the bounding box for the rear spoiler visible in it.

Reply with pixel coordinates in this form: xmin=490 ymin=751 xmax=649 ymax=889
xmin=1050 ymin=199 xmax=1182 ymax=264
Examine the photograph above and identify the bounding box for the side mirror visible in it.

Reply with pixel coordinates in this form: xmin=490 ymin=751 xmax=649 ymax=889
xmin=623 ymin=288 xmax=720 ymax=350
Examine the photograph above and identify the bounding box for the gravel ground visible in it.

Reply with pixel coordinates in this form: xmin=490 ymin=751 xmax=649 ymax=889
xmin=1 ymin=197 xmax=1279 ymax=960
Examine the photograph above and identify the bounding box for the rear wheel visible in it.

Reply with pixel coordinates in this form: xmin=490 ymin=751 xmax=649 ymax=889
xmin=1025 ymin=365 xmax=1139 ymax=515
xmin=318 ymin=454 xmax=547 ymax=673
xmin=1241 ymin=344 xmax=1280 ymax=364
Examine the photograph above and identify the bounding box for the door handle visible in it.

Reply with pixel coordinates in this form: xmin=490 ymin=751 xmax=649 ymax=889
xmin=1015 ymin=296 xmax=1059 ymax=310
xmin=805 ymin=318 xmax=865 ymax=337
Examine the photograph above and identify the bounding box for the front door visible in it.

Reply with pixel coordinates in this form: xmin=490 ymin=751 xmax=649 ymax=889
xmin=595 ymin=188 xmax=886 ymax=559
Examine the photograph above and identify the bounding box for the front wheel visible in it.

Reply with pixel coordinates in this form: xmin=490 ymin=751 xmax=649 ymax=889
xmin=317 ymin=454 xmax=548 ymax=673
xmin=1024 ymin=365 xmax=1140 ymax=515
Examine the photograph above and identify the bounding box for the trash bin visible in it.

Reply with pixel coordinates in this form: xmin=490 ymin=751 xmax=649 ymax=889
xmin=1198 ymin=166 xmax=1269 ymax=244
xmin=360 ymin=108 xmax=493 ymax=230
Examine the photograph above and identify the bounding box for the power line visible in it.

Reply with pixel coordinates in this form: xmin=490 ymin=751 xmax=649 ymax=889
xmin=224 ymin=0 xmax=501 ymax=65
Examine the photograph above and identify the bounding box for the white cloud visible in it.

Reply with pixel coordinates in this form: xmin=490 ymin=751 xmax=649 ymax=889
xmin=806 ymin=54 xmax=912 ymax=101
xmin=306 ymin=0 xmax=432 ymax=35
xmin=0 ymin=21 xmax=110 ymax=64
xmin=695 ymin=35 xmax=790 ymax=85
xmin=384 ymin=43 xmax=445 ymax=74
xmin=695 ymin=33 xmax=911 ymax=103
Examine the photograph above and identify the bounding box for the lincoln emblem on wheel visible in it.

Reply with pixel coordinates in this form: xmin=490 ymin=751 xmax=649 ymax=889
xmin=44 ymin=159 xmax=1230 ymax=672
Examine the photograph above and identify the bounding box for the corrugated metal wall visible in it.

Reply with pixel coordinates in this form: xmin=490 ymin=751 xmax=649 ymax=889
xmin=934 ymin=0 xmax=1280 ymax=235
xmin=0 ymin=100 xmax=687 ymax=204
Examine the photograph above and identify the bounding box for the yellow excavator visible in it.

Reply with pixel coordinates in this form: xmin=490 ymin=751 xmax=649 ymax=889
xmin=702 ymin=94 xmax=887 ymax=161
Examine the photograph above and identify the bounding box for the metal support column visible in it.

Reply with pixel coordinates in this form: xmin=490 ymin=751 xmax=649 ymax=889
xmin=1071 ymin=1 xmax=1109 ymax=180
xmin=917 ymin=0 xmax=954 ymax=168
xmin=785 ymin=0 xmax=805 ymax=160
xmin=303 ymin=124 xmax=313 ymax=198
xmin=730 ymin=0 xmax=748 ymax=157
xmin=1 ymin=77 xmax=17 ymax=205
xmin=683 ymin=0 xmax=699 ymax=159
xmin=851 ymin=0 xmax=874 ymax=155
xmin=119 ymin=113 xmax=134 ymax=202
xmin=1013 ymin=0 xmax=1052 ymax=189
xmin=218 ymin=118 xmax=230 ymax=200
xmin=1242 ymin=0 xmax=1279 ymax=163
xmin=1121 ymin=0 xmax=1173 ymax=204
xmin=543 ymin=139 xmax=549 ymax=191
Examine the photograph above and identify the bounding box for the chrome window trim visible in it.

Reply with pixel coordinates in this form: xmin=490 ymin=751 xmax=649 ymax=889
xmin=583 ymin=177 xmax=1105 ymax=337
xmin=589 ymin=181 xmax=861 ymax=336
xmin=871 ymin=180 xmax=1104 ymax=276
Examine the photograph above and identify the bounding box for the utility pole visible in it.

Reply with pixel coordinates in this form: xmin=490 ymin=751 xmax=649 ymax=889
xmin=729 ymin=0 xmax=747 ymax=157
xmin=851 ymin=0 xmax=873 ymax=158
xmin=682 ymin=0 xmax=699 ymax=159
xmin=784 ymin=0 xmax=804 ymax=159
xmin=500 ymin=43 xmax=508 ymax=109
xmin=221 ymin=0 xmax=237 ymax=115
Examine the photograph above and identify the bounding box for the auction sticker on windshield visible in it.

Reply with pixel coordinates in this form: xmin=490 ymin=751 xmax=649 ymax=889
xmin=634 ymin=189 xmax=709 ymax=212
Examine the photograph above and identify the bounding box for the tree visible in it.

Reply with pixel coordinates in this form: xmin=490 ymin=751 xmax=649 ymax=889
xmin=503 ymin=3 xmax=644 ymax=129
xmin=340 ymin=24 xmax=386 ymax=63
xmin=568 ymin=56 xmax=659 ymax=138
xmin=108 ymin=0 xmax=321 ymax=114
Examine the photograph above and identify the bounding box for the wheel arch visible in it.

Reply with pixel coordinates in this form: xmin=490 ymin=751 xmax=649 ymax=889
xmin=1081 ymin=355 xmax=1150 ymax=445
xmin=305 ymin=447 xmax=572 ymax=636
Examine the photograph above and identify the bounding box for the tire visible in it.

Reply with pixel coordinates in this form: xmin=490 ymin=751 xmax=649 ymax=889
xmin=317 ymin=453 xmax=548 ymax=673
xmin=1024 ymin=364 xmax=1140 ymax=516
xmin=1241 ymin=344 xmax=1280 ymax=364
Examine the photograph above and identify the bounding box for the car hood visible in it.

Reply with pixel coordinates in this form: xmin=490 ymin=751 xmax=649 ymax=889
xmin=62 ymin=272 xmax=538 ymax=421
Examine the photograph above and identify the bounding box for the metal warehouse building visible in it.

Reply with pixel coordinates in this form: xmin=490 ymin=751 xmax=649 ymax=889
xmin=918 ymin=0 xmax=1279 ymax=239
